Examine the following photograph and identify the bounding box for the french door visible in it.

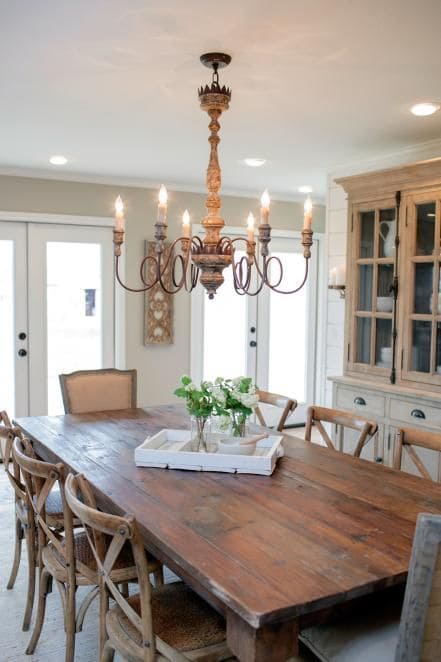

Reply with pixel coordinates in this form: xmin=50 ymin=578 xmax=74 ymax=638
xmin=192 ymin=234 xmax=319 ymax=425
xmin=0 ymin=221 xmax=115 ymax=417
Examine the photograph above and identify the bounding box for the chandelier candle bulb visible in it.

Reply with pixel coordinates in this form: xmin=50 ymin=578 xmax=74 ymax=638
xmin=182 ymin=209 xmax=191 ymax=239
xmin=114 ymin=195 xmax=125 ymax=233
xmin=260 ymin=189 xmax=270 ymax=224
xmin=158 ymin=185 xmax=168 ymax=222
xmin=247 ymin=212 xmax=255 ymax=243
xmin=303 ymin=196 xmax=313 ymax=231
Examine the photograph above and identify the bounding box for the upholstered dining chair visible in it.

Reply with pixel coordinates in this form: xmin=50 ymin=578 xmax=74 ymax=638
xmin=305 ymin=405 xmax=378 ymax=458
xmin=393 ymin=427 xmax=441 ymax=480
xmin=1 ymin=415 xmax=39 ymax=631
xmin=59 ymin=368 xmax=137 ymax=414
xmin=299 ymin=512 xmax=441 ymax=661
xmin=255 ymin=390 xmax=298 ymax=432
xmin=65 ymin=472 xmax=232 ymax=662
xmin=13 ymin=436 xmax=162 ymax=662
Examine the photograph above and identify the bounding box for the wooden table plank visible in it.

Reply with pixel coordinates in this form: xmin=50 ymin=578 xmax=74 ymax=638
xmin=14 ymin=406 xmax=441 ymax=662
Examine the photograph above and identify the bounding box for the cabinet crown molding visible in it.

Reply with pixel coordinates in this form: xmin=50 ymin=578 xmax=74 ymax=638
xmin=336 ymin=157 xmax=441 ymax=199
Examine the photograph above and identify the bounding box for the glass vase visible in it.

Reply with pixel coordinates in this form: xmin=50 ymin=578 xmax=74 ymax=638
xmin=230 ymin=411 xmax=248 ymax=437
xmin=190 ymin=416 xmax=210 ymax=452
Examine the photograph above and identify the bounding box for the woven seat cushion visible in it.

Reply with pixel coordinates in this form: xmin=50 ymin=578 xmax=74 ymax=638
xmin=53 ymin=531 xmax=135 ymax=571
xmin=107 ymin=581 xmax=226 ymax=653
xmin=32 ymin=488 xmax=63 ymax=515
xmin=299 ymin=592 xmax=402 ymax=661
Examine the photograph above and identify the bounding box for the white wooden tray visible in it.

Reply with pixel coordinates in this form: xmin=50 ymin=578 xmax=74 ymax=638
xmin=134 ymin=429 xmax=284 ymax=476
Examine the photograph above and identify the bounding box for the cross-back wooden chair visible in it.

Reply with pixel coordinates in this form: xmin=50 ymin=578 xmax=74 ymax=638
xmin=255 ymin=390 xmax=298 ymax=432
xmin=0 ymin=408 xmax=13 ymax=462
xmin=393 ymin=427 xmax=441 ymax=480
xmin=59 ymin=368 xmax=137 ymax=414
xmin=305 ymin=405 xmax=378 ymax=458
xmin=1 ymin=413 xmax=38 ymax=630
xmin=299 ymin=512 xmax=441 ymax=661
xmin=13 ymin=437 xmax=162 ymax=662
xmin=65 ymin=472 xmax=232 ymax=662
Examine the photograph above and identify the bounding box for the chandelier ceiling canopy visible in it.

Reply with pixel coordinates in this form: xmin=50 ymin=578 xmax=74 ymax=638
xmin=113 ymin=52 xmax=314 ymax=299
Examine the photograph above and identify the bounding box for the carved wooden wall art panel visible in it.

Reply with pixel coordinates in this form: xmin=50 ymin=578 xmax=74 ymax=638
xmin=144 ymin=241 xmax=174 ymax=344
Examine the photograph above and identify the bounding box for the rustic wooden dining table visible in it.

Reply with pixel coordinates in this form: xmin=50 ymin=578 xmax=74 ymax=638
xmin=14 ymin=404 xmax=441 ymax=662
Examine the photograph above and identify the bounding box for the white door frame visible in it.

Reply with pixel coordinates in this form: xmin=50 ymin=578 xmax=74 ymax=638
xmin=0 ymin=210 xmax=125 ymax=369
xmin=0 ymin=211 xmax=126 ymax=415
xmin=0 ymin=221 xmax=28 ymax=415
xmin=191 ymin=227 xmax=324 ymax=410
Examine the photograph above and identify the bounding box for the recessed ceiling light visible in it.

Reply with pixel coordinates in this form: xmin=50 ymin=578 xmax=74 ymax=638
xmin=298 ymin=185 xmax=313 ymax=194
xmin=243 ymin=158 xmax=266 ymax=167
xmin=49 ymin=155 xmax=68 ymax=165
xmin=410 ymin=103 xmax=440 ymax=117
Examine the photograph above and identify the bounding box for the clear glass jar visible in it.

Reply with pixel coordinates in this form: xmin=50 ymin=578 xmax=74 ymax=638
xmin=190 ymin=416 xmax=211 ymax=452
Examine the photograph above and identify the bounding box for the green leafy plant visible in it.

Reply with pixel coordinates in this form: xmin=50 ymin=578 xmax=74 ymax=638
xmin=174 ymin=375 xmax=214 ymax=419
xmin=211 ymin=376 xmax=259 ymax=436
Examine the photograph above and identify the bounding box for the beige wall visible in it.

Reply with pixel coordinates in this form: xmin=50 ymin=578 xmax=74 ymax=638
xmin=0 ymin=175 xmax=325 ymax=406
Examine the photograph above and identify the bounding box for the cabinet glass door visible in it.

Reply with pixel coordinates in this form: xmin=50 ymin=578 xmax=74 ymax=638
xmin=350 ymin=202 xmax=396 ymax=374
xmin=402 ymin=197 xmax=441 ymax=384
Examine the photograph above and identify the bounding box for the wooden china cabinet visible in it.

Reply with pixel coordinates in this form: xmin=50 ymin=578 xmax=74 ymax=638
xmin=330 ymin=158 xmax=441 ymax=478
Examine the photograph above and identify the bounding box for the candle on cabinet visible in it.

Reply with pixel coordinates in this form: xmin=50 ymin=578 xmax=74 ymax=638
xmin=114 ymin=195 xmax=125 ymax=232
xmin=303 ymin=196 xmax=313 ymax=231
xmin=335 ymin=265 xmax=346 ymax=286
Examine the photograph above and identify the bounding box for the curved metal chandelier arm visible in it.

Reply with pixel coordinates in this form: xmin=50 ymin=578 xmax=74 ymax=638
xmin=268 ymin=258 xmax=310 ymax=294
xmin=114 ymin=255 xmax=157 ymax=293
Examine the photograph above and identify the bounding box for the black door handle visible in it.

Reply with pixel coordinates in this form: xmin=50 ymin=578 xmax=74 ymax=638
xmin=411 ymin=409 xmax=425 ymax=419
xmin=249 ymin=340 xmax=257 ymax=348
xmin=18 ymin=332 xmax=27 ymax=340
xmin=18 ymin=349 xmax=27 ymax=357
xmin=250 ymin=326 xmax=256 ymax=333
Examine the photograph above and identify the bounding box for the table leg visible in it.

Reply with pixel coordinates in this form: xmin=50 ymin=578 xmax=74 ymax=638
xmin=227 ymin=609 xmax=299 ymax=662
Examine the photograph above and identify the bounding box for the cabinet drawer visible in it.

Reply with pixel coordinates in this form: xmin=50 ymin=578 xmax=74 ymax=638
xmin=389 ymin=397 xmax=441 ymax=429
xmin=335 ymin=387 xmax=385 ymax=418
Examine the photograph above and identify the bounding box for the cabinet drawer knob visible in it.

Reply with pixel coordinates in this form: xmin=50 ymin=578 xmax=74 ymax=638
xmin=411 ymin=409 xmax=426 ymax=419
xmin=354 ymin=397 xmax=366 ymax=406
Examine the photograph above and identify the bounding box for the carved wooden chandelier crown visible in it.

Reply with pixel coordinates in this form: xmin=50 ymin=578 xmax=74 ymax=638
xmin=113 ymin=52 xmax=314 ymax=299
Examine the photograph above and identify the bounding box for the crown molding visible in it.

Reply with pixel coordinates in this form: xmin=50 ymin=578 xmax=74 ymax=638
xmin=329 ymin=136 xmax=441 ymax=179
xmin=0 ymin=165 xmax=325 ymax=205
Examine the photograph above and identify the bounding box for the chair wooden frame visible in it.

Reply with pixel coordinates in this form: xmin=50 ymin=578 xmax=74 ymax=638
xmin=255 ymin=390 xmax=298 ymax=432
xmin=1 ymin=412 xmax=37 ymax=630
xmin=305 ymin=406 xmax=378 ymax=458
xmin=300 ymin=513 xmax=441 ymax=661
xmin=59 ymin=368 xmax=137 ymax=414
xmin=393 ymin=427 xmax=441 ymax=480
xmin=13 ymin=436 xmax=160 ymax=662
xmin=65 ymin=473 xmax=230 ymax=662
xmin=396 ymin=512 xmax=441 ymax=660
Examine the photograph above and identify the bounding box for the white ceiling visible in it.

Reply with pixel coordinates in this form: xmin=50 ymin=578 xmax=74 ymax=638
xmin=1 ymin=0 xmax=441 ymax=200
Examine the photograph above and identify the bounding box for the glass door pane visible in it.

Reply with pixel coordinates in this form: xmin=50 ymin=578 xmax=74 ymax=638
xmin=267 ymin=252 xmax=307 ymax=403
xmin=257 ymin=236 xmax=318 ymax=425
xmin=203 ymin=251 xmax=249 ymax=381
xmin=0 ymin=241 xmax=15 ymax=415
xmin=359 ymin=211 xmax=375 ymax=258
xmin=46 ymin=242 xmax=103 ymax=414
xmin=0 ymin=222 xmax=28 ymax=418
xmin=28 ymin=224 xmax=114 ymax=416
xmin=410 ymin=321 xmax=431 ymax=372
xmin=416 ymin=202 xmax=436 ymax=255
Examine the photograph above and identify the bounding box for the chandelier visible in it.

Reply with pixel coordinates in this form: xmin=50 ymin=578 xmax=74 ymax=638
xmin=113 ymin=52 xmax=314 ymax=299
